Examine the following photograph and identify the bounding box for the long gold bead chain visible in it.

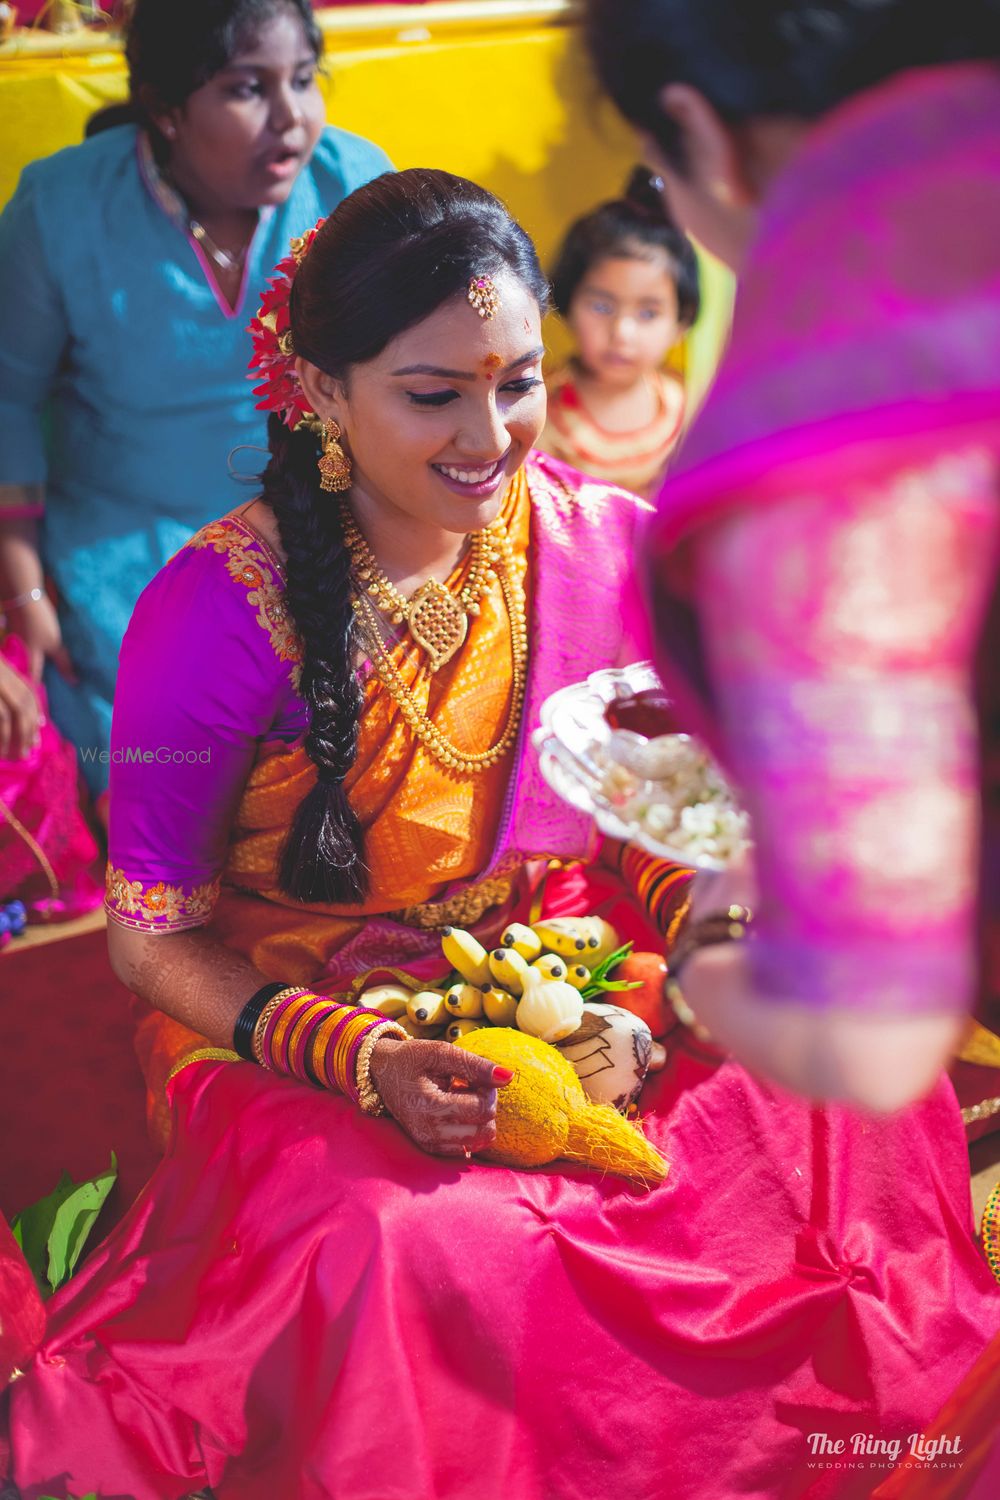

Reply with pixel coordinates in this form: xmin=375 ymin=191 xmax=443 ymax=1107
xmin=351 ymin=529 xmax=528 ymax=776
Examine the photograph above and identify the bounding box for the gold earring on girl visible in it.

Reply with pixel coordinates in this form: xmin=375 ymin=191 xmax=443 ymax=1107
xmin=318 ymin=419 xmax=352 ymax=493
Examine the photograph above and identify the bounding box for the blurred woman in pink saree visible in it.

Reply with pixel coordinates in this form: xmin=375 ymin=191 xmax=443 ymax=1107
xmin=5 ymin=170 xmax=998 ymax=1500
xmin=585 ymin=7 xmax=1000 ymax=1490
xmin=586 ymin=0 xmax=1000 ymax=1112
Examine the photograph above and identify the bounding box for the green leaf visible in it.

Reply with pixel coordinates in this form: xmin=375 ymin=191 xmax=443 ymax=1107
xmin=47 ymin=1153 xmax=118 ymax=1294
xmin=10 ymin=1170 xmax=78 ymax=1296
xmin=10 ymin=1155 xmax=117 ymax=1298
xmin=580 ymin=942 xmax=642 ymax=1002
xmin=585 ymin=941 xmax=635 ymax=986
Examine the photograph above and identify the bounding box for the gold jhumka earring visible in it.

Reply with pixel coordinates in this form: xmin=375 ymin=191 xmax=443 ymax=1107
xmin=467 ymin=275 xmax=501 ymax=319
xmin=318 ymin=419 xmax=352 ymax=493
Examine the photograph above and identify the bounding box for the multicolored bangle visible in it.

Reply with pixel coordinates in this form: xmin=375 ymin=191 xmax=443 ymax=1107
xmin=232 ymin=982 xmax=290 ymax=1061
xmin=250 ymin=986 xmax=407 ymax=1103
xmin=618 ymin=844 xmax=696 ymax=951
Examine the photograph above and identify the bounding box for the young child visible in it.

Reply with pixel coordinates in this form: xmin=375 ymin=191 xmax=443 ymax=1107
xmin=540 ymin=167 xmax=700 ymax=497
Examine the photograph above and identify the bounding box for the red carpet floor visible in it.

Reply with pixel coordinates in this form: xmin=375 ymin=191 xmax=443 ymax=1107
xmin=0 ymin=929 xmax=157 ymax=1227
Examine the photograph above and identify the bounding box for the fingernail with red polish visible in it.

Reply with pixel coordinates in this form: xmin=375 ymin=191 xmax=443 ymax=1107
xmin=492 ymin=1066 xmax=514 ymax=1084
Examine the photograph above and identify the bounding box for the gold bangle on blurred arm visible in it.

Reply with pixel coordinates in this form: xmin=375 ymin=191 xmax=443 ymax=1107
xmin=664 ymin=974 xmax=714 ymax=1044
xmin=665 ymin=904 xmax=754 ymax=1045
xmin=669 ymin=904 xmax=753 ymax=981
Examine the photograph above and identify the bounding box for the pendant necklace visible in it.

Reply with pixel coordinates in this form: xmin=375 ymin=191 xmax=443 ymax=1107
xmin=339 ymin=505 xmax=504 ymax=673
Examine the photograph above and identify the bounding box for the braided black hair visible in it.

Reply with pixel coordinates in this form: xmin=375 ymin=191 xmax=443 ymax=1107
xmin=87 ymin=0 xmax=322 ymax=142
xmin=585 ymin=0 xmax=1000 ymax=171
xmin=266 ymin=168 xmax=549 ymax=904
xmin=550 ymin=165 xmax=701 ymax=327
xmin=261 ymin=418 xmax=366 ymax=904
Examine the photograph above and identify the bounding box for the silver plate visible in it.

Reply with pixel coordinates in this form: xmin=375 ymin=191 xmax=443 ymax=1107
xmin=532 ymin=662 xmax=749 ymax=872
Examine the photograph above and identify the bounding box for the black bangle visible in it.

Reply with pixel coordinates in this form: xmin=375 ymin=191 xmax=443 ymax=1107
xmin=233 ymin=982 xmax=289 ymax=1061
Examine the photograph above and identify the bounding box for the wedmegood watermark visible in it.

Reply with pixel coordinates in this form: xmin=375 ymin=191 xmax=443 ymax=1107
xmin=80 ymin=746 xmax=212 ymax=766
xmin=806 ymin=1431 xmax=964 ymax=1472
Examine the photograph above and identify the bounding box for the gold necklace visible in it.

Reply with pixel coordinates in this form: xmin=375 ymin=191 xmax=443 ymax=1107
xmin=340 ymin=504 xmax=503 ymax=673
xmin=351 ymin=527 xmax=529 ymax=775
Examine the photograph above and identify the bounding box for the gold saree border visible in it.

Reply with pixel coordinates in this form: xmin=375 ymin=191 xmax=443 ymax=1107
xmin=166 ymin=1047 xmax=240 ymax=1085
xmin=188 ymin=516 xmax=303 ymax=690
xmin=982 ymin=1180 xmax=1000 ymax=1288
xmin=105 ymin=864 xmax=221 ymax=933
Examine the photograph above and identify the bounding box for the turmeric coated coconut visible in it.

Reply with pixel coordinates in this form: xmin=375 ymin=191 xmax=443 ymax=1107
xmin=455 ymin=1028 xmax=668 ymax=1188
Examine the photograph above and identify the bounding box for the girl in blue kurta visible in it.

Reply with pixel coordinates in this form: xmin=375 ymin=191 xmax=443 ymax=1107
xmin=0 ymin=0 xmax=390 ymax=799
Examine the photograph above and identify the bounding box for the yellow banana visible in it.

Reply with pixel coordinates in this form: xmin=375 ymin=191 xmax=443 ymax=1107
xmin=445 ymin=982 xmax=485 ymax=1019
xmin=531 ymin=917 xmax=621 ymax=967
xmin=582 ymin=917 xmax=622 ymax=966
xmin=441 ymin=926 xmax=492 ymax=987
xmin=446 ymin=1019 xmax=482 ymax=1042
xmin=500 ymin=922 xmax=543 ymax=962
xmin=488 ymin=946 xmax=530 ymax=996
xmin=563 ymin=963 xmax=591 ymax=991
xmin=531 ymin=954 xmax=569 ymax=983
xmin=396 ymin=1015 xmax=446 ymax=1040
xmin=482 ymin=985 xmax=519 ymax=1027
xmin=359 ymin=983 xmax=414 ymax=1020
xmin=407 ymin=989 xmax=448 ymax=1026
xmin=530 ymin=918 xmax=592 ymax=958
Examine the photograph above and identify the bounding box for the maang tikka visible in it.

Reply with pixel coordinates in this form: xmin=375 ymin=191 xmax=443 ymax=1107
xmin=467 ymin=275 xmax=501 ymax=319
xmin=318 ymin=419 xmax=352 ymax=493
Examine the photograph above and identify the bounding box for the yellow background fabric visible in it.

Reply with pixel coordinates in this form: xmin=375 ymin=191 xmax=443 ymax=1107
xmin=0 ymin=1 xmax=732 ymax=404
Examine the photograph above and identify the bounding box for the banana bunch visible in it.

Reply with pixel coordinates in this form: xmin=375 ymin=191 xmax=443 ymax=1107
xmin=359 ymin=916 xmax=623 ymax=1048
xmin=442 ymin=917 xmax=621 ymax=1045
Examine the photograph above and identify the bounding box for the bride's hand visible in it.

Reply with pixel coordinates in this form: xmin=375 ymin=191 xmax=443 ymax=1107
xmin=368 ymin=1037 xmax=513 ymax=1158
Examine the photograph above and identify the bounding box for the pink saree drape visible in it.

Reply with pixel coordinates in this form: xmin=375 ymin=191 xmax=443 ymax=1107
xmin=8 ymin=1059 xmax=996 ymax=1500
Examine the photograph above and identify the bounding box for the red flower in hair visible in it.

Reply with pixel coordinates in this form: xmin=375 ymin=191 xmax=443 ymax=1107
xmin=247 ymin=219 xmax=326 ymax=432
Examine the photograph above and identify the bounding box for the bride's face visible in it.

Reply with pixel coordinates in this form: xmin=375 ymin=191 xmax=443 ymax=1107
xmin=305 ymin=273 xmax=546 ymax=536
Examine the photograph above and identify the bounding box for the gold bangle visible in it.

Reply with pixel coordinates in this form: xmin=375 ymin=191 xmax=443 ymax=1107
xmin=355 ymin=1020 xmax=407 ymax=1116
xmin=251 ymin=986 xmax=309 ymax=1068
xmin=664 ymin=974 xmax=714 ymax=1044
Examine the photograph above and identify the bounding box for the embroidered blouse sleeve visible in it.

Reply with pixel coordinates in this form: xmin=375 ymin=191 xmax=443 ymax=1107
xmin=105 ymin=522 xmax=302 ymax=933
xmin=694 ymin=448 xmax=1000 ymax=1016
xmin=0 ymin=164 xmax=67 ymax=502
